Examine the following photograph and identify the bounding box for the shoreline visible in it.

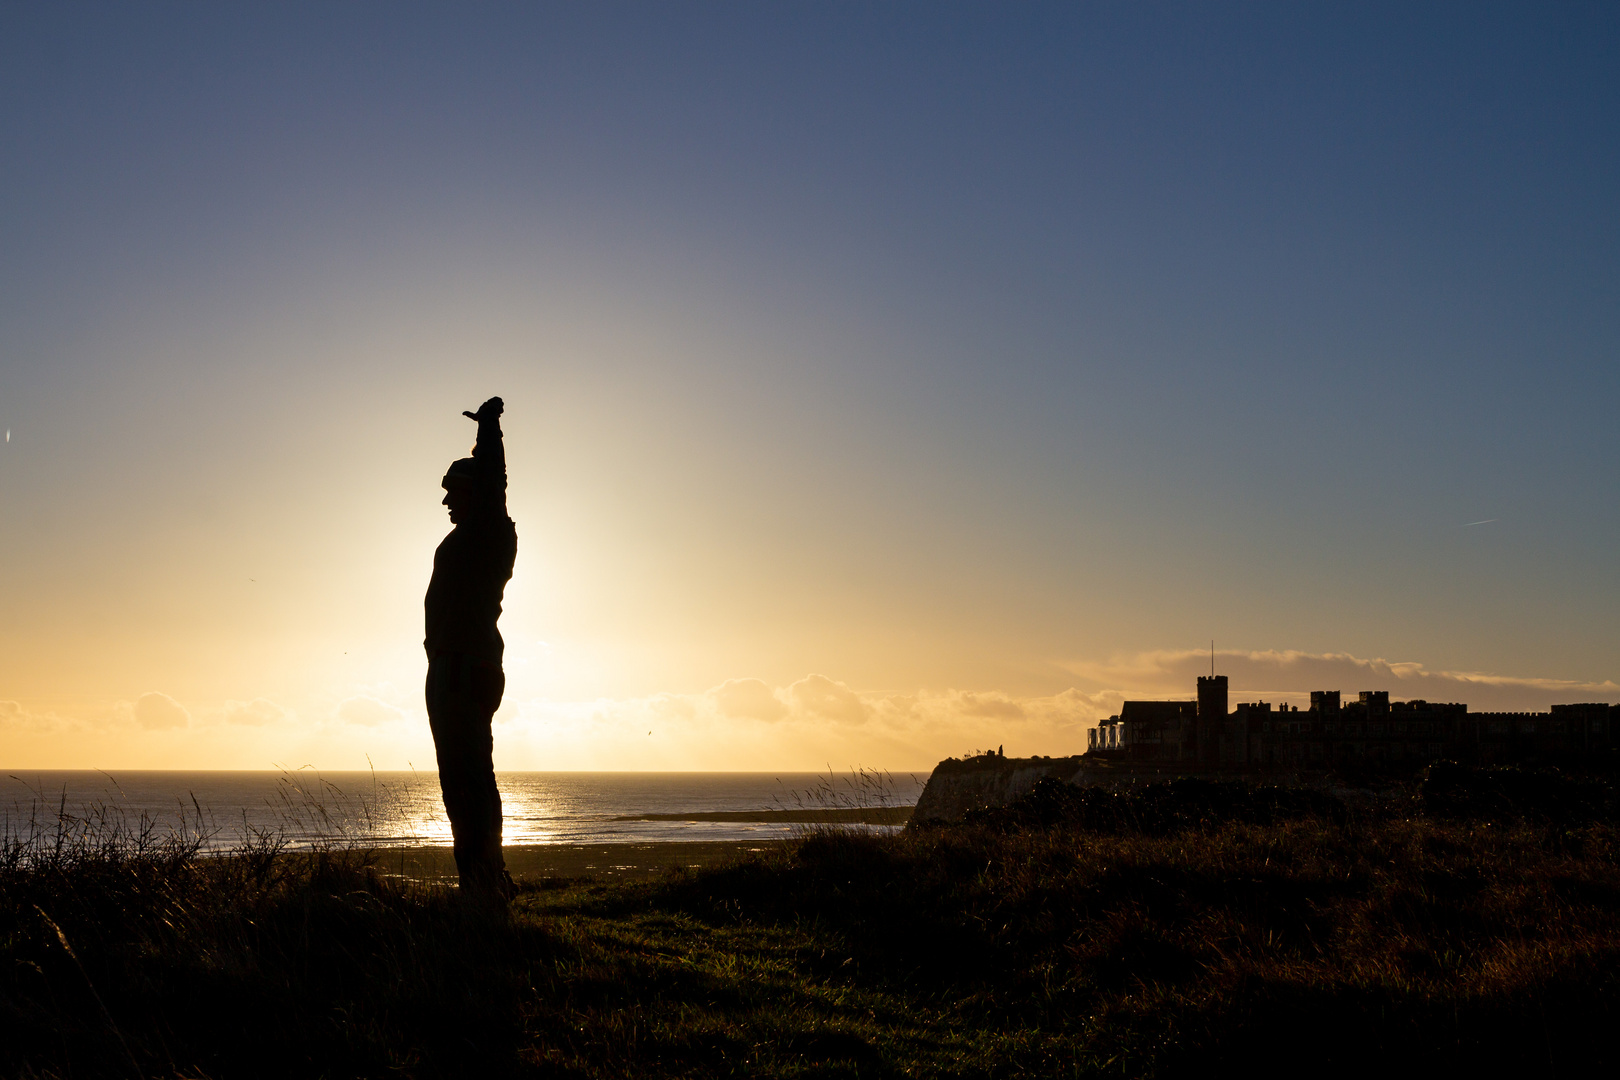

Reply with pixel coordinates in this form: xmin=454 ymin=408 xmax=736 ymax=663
xmin=365 ymin=839 xmax=781 ymax=881
xmin=614 ymin=806 xmax=912 ymax=823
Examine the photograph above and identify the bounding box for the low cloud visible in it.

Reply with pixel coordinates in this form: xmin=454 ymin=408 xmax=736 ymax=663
xmin=337 ymin=696 xmax=405 ymax=726
xmin=497 ymin=677 xmax=1113 ymax=768
xmin=490 ymin=649 xmax=1618 ymax=770
xmin=786 ymin=674 xmax=868 ymax=725
xmin=224 ymin=698 xmax=290 ymax=726
xmin=134 ymin=692 xmax=190 ymax=730
xmin=709 ymin=678 xmax=787 ymax=722
xmin=875 ymin=686 xmax=1114 ymax=725
xmin=14 ymin=647 xmax=1604 ymax=771
xmin=953 ymin=691 xmax=1027 ymax=720
xmin=1064 ymin=649 xmax=1620 ymax=714
xmin=0 ymin=701 xmax=86 ymax=735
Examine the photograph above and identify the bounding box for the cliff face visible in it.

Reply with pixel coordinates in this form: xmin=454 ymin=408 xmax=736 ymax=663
xmin=912 ymin=754 xmax=1086 ymax=823
xmin=912 ymin=756 xmax=1334 ymax=823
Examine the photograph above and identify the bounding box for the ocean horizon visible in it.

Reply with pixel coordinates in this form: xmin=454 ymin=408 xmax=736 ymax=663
xmin=1 ymin=770 xmax=928 ymax=850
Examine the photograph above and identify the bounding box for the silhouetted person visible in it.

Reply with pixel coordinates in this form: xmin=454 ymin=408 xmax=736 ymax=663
xmin=425 ymin=396 xmax=517 ymax=899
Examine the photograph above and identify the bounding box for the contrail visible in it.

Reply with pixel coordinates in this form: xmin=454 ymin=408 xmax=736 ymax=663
xmin=1463 ymin=519 xmax=1498 ymax=527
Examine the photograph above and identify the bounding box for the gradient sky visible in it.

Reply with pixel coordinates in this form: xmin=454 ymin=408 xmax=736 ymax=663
xmin=2 ymin=3 xmax=1616 ymax=770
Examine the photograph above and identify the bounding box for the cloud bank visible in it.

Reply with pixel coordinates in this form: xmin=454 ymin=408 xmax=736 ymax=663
xmin=484 ymin=651 xmax=1617 ymax=769
xmin=224 ymin=698 xmax=290 ymax=726
xmin=133 ymin=691 xmax=190 ymax=730
xmin=337 ymin=696 xmax=406 ymax=726
xmin=488 ymin=674 xmax=1113 ymax=770
xmin=1 ymin=650 xmax=1612 ymax=770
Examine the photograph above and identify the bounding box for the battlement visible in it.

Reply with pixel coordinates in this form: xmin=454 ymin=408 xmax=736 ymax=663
xmin=1087 ymin=681 xmax=1617 ymax=769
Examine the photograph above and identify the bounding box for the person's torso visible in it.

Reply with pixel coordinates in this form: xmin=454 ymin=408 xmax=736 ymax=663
xmin=424 ymin=515 xmax=517 ymax=663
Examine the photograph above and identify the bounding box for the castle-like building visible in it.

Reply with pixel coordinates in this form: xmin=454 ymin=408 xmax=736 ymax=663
xmin=1086 ymin=675 xmax=1618 ymax=768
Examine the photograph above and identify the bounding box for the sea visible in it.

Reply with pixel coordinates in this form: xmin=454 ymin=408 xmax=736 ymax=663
xmin=0 ymin=770 xmax=927 ymax=851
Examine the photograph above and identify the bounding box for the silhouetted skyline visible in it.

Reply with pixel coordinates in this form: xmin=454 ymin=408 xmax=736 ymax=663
xmin=1090 ymin=675 xmax=1618 ymax=768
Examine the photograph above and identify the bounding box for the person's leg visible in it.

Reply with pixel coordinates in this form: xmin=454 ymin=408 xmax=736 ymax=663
xmin=466 ymin=725 xmax=508 ymax=894
xmin=465 ymin=665 xmax=510 ymax=895
xmin=426 ymin=657 xmax=510 ymax=897
xmin=449 ymin=712 xmax=505 ymax=894
xmin=427 ymin=659 xmax=472 ymax=877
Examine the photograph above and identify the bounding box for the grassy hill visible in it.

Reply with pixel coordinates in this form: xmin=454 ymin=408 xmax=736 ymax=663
xmin=4 ymin=770 xmax=1618 ymax=1077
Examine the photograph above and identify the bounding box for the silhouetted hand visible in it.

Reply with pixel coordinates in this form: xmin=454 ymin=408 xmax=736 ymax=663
xmin=463 ymin=396 xmax=504 ymax=423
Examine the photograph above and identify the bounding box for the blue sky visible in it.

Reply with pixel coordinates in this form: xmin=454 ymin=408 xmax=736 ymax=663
xmin=1 ymin=3 xmax=1616 ymax=768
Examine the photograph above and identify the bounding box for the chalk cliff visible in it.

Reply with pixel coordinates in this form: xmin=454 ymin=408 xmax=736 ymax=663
xmin=911 ymin=753 xmax=1086 ymax=823
xmin=912 ymin=754 xmax=1329 ymax=823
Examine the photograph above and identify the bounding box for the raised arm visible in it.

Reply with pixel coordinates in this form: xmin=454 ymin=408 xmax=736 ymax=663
xmin=462 ymin=396 xmax=507 ymax=494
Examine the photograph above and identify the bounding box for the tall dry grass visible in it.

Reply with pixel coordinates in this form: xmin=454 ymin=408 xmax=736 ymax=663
xmin=2 ymin=768 xmax=1618 ymax=1077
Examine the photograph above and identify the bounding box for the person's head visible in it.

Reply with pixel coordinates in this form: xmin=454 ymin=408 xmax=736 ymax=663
xmin=442 ymin=483 xmax=480 ymax=523
xmin=441 ymin=458 xmax=482 ymax=523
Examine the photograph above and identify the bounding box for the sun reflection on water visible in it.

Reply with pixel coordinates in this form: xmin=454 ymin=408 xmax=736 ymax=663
xmin=349 ymin=778 xmax=562 ymax=845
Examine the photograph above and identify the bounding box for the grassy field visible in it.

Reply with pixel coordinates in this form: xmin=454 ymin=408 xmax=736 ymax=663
xmin=4 ymin=773 xmax=1619 ymax=1077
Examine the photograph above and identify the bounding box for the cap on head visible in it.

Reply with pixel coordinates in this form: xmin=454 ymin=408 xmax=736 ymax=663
xmin=441 ymin=457 xmax=480 ymax=490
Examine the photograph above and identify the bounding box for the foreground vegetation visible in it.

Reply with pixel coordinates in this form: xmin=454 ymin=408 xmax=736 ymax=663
xmin=4 ymin=770 xmax=1620 ymax=1077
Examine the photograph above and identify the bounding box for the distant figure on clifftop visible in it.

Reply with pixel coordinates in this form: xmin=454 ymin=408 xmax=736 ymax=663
xmin=425 ymin=395 xmax=517 ymax=900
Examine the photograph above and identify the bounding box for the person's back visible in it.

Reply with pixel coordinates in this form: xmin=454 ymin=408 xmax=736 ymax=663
xmin=424 ymin=396 xmax=517 ymax=899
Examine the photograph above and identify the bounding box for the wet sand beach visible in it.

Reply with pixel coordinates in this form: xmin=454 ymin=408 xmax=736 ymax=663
xmin=364 ymin=807 xmax=912 ymax=882
xmin=369 ymin=840 xmax=780 ymax=882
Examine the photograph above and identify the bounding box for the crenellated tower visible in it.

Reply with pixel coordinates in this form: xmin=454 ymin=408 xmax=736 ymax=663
xmin=1197 ymin=674 xmax=1228 ymax=763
